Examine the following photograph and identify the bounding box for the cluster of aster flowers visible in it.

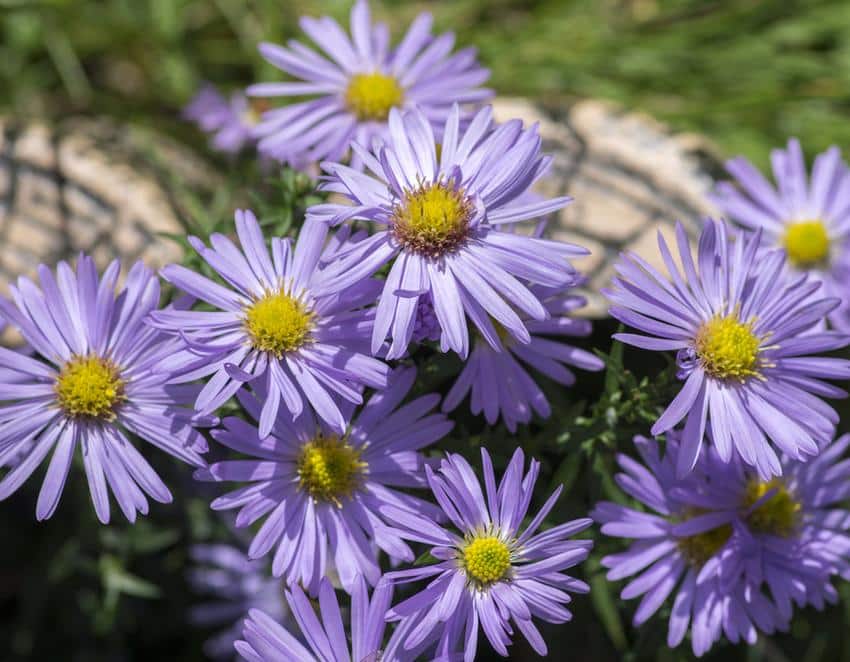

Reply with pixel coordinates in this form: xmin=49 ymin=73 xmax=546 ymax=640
xmin=596 ymin=144 xmax=850 ymax=654
xmin=5 ymin=1 xmax=850 ymax=660
xmin=594 ymin=431 xmax=850 ymax=656
xmin=0 ymin=3 xmax=608 ymax=660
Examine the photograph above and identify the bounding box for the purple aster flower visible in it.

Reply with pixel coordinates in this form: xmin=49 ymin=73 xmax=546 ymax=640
xmin=0 ymin=256 xmax=208 ymax=523
xmin=184 ymin=84 xmax=265 ymax=154
xmin=196 ymin=366 xmax=451 ymax=595
xmin=442 ymin=284 xmax=604 ymax=431
xmin=150 ymin=209 xmax=389 ymax=437
xmin=0 ymin=321 xmax=30 ymax=399
xmin=592 ymin=434 xmax=790 ymax=657
xmin=189 ymin=541 xmax=288 ymax=660
xmin=383 ymin=448 xmax=593 ymax=660
xmin=235 ymin=575 xmax=414 ymax=662
xmin=310 ymin=104 xmax=584 ymax=360
xmin=712 ymin=139 xmax=850 ymax=329
xmin=248 ymin=0 xmax=491 ymax=169
xmin=681 ymin=432 xmax=850 ymax=622
xmin=605 ymin=218 xmax=850 ymax=478
xmin=0 ymin=319 xmax=11 ymax=384
xmin=406 ymin=212 xmax=552 ymax=352
xmin=0 ymin=326 xmax=36 ymax=471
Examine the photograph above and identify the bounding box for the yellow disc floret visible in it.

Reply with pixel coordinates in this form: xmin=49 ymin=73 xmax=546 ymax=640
xmin=55 ymin=355 xmax=125 ymax=420
xmin=345 ymin=72 xmax=404 ymax=122
xmin=244 ymin=290 xmax=313 ymax=356
xmin=784 ymin=220 xmax=830 ymax=268
xmin=391 ymin=182 xmax=473 ymax=257
xmin=695 ymin=313 xmax=761 ymax=381
xmin=677 ymin=521 xmax=733 ymax=566
xmin=296 ymin=435 xmax=366 ymax=504
xmin=462 ymin=536 xmax=512 ymax=586
xmin=743 ymin=478 xmax=800 ymax=537
xmin=243 ymin=98 xmax=272 ymax=126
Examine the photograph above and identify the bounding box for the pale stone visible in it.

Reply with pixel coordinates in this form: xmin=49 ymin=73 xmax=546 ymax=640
xmin=577 ymin=161 xmax=662 ymax=213
xmin=113 ymin=221 xmax=145 ymax=255
xmin=14 ymin=171 xmax=64 ymax=230
xmin=548 ymin=229 xmax=606 ymax=275
xmin=66 ymin=215 xmax=100 ymax=250
xmin=491 ymin=98 xmax=563 ymax=142
xmin=0 ymin=115 xmax=219 ymax=298
xmin=139 ymin=241 xmax=182 ymax=270
xmin=92 ymin=243 xmax=115 ymax=269
xmin=567 ymin=100 xmax=720 ymax=218
xmin=13 ymin=124 xmax=56 ymax=169
xmin=6 ymin=214 xmax=66 ymax=256
xmin=559 ymin=179 xmax=653 ymax=242
xmin=0 ymin=238 xmax=40 ymax=285
xmin=623 ymin=223 xmax=687 ymax=279
xmin=491 ymin=97 xmax=722 ymax=318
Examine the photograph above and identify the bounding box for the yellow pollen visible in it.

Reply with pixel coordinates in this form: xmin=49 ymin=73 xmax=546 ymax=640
xmin=743 ymin=478 xmax=800 ymax=537
xmin=677 ymin=518 xmax=733 ymax=567
xmin=784 ymin=220 xmax=830 ymax=268
xmin=296 ymin=435 xmax=365 ymax=504
xmin=694 ymin=314 xmax=761 ymax=380
xmin=243 ymin=98 xmax=272 ymax=126
xmin=345 ymin=72 xmax=404 ymax=121
xmin=392 ymin=183 xmax=473 ymax=257
xmin=244 ymin=290 xmax=313 ymax=356
xmin=462 ymin=536 xmax=512 ymax=585
xmin=55 ymin=355 xmax=125 ymax=420
xmin=484 ymin=319 xmax=515 ymax=348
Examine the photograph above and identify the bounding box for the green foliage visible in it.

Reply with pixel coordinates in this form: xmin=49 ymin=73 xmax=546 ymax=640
xmin=248 ymin=168 xmax=327 ymax=238
xmin=567 ymin=336 xmax=678 ymax=454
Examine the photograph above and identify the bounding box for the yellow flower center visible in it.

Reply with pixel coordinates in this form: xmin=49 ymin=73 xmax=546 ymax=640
xmin=55 ymin=355 xmax=125 ymax=420
xmin=243 ymin=98 xmax=272 ymax=126
xmin=244 ymin=290 xmax=313 ymax=356
xmin=296 ymin=435 xmax=366 ymax=504
xmin=480 ymin=320 xmax=515 ymax=348
xmin=743 ymin=478 xmax=800 ymax=537
xmin=694 ymin=314 xmax=761 ymax=380
xmin=677 ymin=521 xmax=733 ymax=567
xmin=462 ymin=536 xmax=512 ymax=585
xmin=391 ymin=183 xmax=473 ymax=258
xmin=678 ymin=479 xmax=801 ymax=566
xmin=344 ymin=72 xmax=404 ymax=122
xmin=784 ymin=220 xmax=830 ymax=268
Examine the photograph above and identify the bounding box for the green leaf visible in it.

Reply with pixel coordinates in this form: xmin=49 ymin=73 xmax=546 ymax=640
xmin=549 ymin=449 xmax=583 ymax=495
xmin=413 ymin=550 xmax=438 ymax=567
xmin=99 ymin=555 xmax=161 ymax=600
xmin=130 ymin=528 xmax=180 ymax=555
xmin=589 ymin=572 xmax=628 ymax=652
xmin=604 ymin=334 xmax=625 ymax=394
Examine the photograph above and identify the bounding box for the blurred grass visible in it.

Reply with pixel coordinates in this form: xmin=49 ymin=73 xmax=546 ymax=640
xmin=2 ymin=0 xmax=850 ymax=167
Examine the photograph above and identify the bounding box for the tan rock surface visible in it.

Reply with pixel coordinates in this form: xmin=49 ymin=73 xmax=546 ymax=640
xmin=0 ymin=116 xmax=219 ymax=343
xmin=492 ymin=98 xmax=722 ymax=317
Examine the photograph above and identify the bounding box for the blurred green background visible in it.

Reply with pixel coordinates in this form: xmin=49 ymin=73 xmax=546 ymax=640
xmin=2 ymin=1 xmax=850 ymax=661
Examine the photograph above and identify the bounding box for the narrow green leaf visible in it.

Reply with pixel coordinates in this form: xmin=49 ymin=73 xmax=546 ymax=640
xmin=99 ymin=555 xmax=161 ymax=600
xmin=589 ymin=573 xmax=628 ymax=652
xmin=413 ymin=550 xmax=438 ymax=567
